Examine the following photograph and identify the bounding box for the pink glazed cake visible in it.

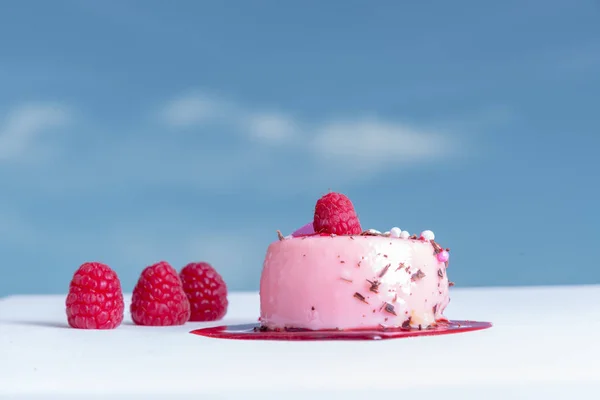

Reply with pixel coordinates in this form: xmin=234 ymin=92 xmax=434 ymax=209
xmin=259 ymin=192 xmax=452 ymax=331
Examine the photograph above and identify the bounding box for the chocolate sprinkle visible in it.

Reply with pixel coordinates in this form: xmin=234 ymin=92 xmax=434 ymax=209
xmin=353 ymin=292 xmax=368 ymax=304
xmin=340 ymin=277 xmax=353 ymax=283
xmin=437 ymin=269 xmax=444 ymax=278
xmin=384 ymin=303 xmax=397 ymax=315
xmin=311 ymin=306 xmax=315 ymax=311
xmin=360 ymin=230 xmax=385 ymax=236
xmin=411 ymin=270 xmax=426 ymax=282
xmin=401 ymin=317 xmax=412 ymax=330
xmin=378 ymin=263 xmax=391 ymax=278
xmin=366 ymin=279 xmax=381 ymax=293
xmin=276 ymin=230 xmax=285 ymax=241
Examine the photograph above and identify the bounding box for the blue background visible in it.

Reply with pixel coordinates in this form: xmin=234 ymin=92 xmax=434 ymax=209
xmin=0 ymin=0 xmax=598 ymax=297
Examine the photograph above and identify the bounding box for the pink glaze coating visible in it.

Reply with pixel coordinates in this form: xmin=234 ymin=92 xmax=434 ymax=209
xmin=259 ymin=235 xmax=451 ymax=330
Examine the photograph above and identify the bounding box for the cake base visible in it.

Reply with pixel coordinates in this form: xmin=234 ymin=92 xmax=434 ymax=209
xmin=190 ymin=320 xmax=492 ymax=341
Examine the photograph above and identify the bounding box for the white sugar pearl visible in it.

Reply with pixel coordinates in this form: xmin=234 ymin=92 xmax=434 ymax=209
xmin=420 ymin=230 xmax=435 ymax=241
xmin=399 ymin=230 xmax=410 ymax=239
xmin=390 ymin=227 xmax=402 ymax=238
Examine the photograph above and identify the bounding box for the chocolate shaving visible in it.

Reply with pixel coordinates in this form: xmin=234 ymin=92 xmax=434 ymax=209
xmin=411 ymin=269 xmax=426 ymax=282
xmin=383 ymin=254 xmax=388 ymax=258
xmin=393 ymin=293 xmax=398 ymax=302
xmin=340 ymin=277 xmax=353 ymax=283
xmin=431 ymin=240 xmax=442 ymax=254
xmin=409 ymin=234 xmax=418 ymax=239
xmin=445 ymin=261 xmax=449 ymax=268
xmin=418 ymin=324 xmax=422 ymax=331
xmin=276 ymin=230 xmax=285 ymax=241
xmin=353 ymin=292 xmax=368 ymax=304
xmin=395 ymin=262 xmax=406 ymax=271
xmin=360 ymin=230 xmax=385 ymax=236
xmin=384 ymin=303 xmax=397 ymax=315
xmin=350 ymin=236 xmax=355 ymax=240
xmin=449 ymin=281 xmax=455 ymax=287
xmin=401 ymin=317 xmax=412 ymax=330
xmin=366 ymin=279 xmax=380 ymax=293
xmin=433 ymin=304 xmax=438 ymax=314
xmin=340 ymin=260 xmax=345 ymax=264
xmin=357 ymin=260 xmax=362 ymax=268
xmin=437 ymin=269 xmax=444 ymax=278
xmin=311 ymin=306 xmax=315 ymax=311
xmin=378 ymin=263 xmax=391 ymax=278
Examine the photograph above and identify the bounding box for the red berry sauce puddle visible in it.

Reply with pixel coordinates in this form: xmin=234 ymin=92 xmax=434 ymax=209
xmin=191 ymin=320 xmax=492 ymax=341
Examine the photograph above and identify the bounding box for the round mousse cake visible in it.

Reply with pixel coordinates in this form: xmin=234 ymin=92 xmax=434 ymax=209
xmin=259 ymin=192 xmax=452 ymax=331
xmin=259 ymin=231 xmax=451 ymax=330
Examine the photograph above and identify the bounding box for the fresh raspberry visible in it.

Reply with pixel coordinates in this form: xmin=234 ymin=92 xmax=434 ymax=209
xmin=180 ymin=262 xmax=228 ymax=321
xmin=313 ymin=192 xmax=362 ymax=235
xmin=65 ymin=262 xmax=125 ymax=329
xmin=130 ymin=261 xmax=191 ymax=326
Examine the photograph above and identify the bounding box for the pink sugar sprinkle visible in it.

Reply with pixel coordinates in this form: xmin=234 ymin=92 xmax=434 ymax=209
xmin=437 ymin=250 xmax=450 ymax=263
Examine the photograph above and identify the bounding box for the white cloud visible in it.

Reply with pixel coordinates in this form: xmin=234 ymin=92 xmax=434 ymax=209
xmin=161 ymin=93 xmax=300 ymax=145
xmin=245 ymin=112 xmax=298 ymax=143
xmin=159 ymin=92 xmax=460 ymax=167
xmin=161 ymin=93 xmax=230 ymax=128
xmin=0 ymin=103 xmax=70 ymax=162
xmin=312 ymin=118 xmax=454 ymax=169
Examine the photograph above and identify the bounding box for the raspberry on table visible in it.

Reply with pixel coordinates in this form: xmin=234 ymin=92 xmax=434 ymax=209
xmin=65 ymin=262 xmax=125 ymax=329
xmin=180 ymin=262 xmax=228 ymax=322
xmin=313 ymin=192 xmax=362 ymax=235
xmin=130 ymin=261 xmax=191 ymax=326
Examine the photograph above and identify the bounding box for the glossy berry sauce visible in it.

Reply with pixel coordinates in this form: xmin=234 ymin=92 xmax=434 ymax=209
xmin=191 ymin=320 xmax=492 ymax=341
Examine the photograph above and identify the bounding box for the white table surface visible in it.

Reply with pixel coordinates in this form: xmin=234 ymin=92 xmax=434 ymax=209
xmin=1 ymin=285 xmax=599 ymax=399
